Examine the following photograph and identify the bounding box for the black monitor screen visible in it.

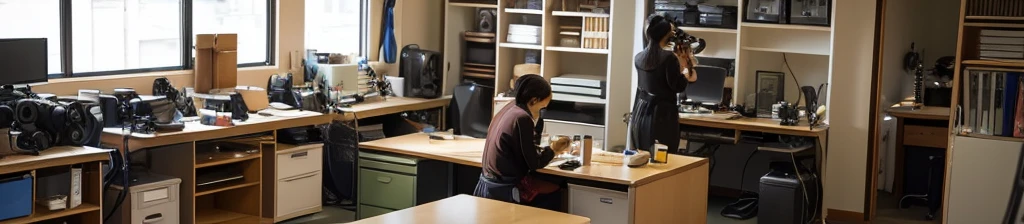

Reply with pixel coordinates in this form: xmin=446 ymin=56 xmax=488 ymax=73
xmin=0 ymin=38 xmax=48 ymax=85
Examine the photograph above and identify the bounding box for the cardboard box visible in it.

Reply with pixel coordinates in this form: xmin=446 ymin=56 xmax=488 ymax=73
xmin=194 ymin=34 xmax=217 ymax=93
xmin=213 ymin=51 xmax=238 ymax=89
xmin=214 ymin=34 xmax=238 ymax=51
xmin=195 ymin=34 xmax=216 ymax=49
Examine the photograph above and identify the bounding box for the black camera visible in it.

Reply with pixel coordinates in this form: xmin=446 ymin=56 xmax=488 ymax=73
xmin=153 ymin=77 xmax=197 ymax=117
xmin=671 ymin=28 xmax=707 ymax=55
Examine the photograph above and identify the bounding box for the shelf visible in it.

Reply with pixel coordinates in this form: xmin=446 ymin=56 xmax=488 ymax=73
xmin=546 ymin=119 xmax=606 ymax=128
xmin=196 ymin=208 xmax=262 ymax=224
xmin=680 ymin=26 xmax=738 ymax=34
xmin=0 ymin=204 xmax=101 ymax=224
xmin=463 ymin=72 xmax=497 ymax=79
xmin=552 ymin=93 xmax=606 ymax=104
xmin=504 ymin=8 xmax=543 ymax=15
xmin=464 ymin=62 xmax=496 ymax=68
xmin=741 ymin=46 xmax=829 ymax=56
xmin=742 ymin=23 xmax=832 ymax=32
xmin=964 ymin=22 xmax=1024 ymax=28
xmin=195 ymin=181 xmax=259 ymax=197
xmin=551 ymin=11 xmax=610 ymax=18
xmin=195 ymin=153 xmax=260 ymax=169
xmin=962 ymin=60 xmax=1024 ymax=69
xmin=499 ymin=42 xmax=543 ymax=50
xmin=960 ymin=133 xmax=1024 ymax=142
xmin=966 ymin=16 xmax=1024 ymax=21
xmin=545 ymin=46 xmax=609 ymax=54
xmin=448 ymin=2 xmax=497 ymax=8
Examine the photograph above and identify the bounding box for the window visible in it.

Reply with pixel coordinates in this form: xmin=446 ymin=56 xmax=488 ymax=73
xmin=0 ymin=0 xmax=62 ymax=75
xmin=305 ymin=0 xmax=365 ymax=57
xmin=193 ymin=0 xmax=271 ymax=65
xmin=3 ymin=0 xmax=276 ymax=78
xmin=72 ymin=0 xmax=183 ymax=73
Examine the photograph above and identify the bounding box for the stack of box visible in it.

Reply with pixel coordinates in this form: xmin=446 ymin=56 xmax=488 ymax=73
xmin=979 ymin=29 xmax=1024 ymax=62
xmin=550 ymin=74 xmax=606 ymax=101
xmin=195 ymin=34 xmax=238 ymax=93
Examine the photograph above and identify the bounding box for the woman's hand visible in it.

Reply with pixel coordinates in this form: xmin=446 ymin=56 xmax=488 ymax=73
xmin=549 ymin=137 xmax=571 ymax=154
xmin=675 ymin=45 xmax=698 ymax=82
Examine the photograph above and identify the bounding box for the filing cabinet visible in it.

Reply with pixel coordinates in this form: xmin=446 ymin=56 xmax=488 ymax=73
xmin=568 ymin=183 xmax=629 ymax=224
xmin=273 ymin=143 xmax=324 ymax=222
xmin=357 ymin=150 xmax=450 ymax=219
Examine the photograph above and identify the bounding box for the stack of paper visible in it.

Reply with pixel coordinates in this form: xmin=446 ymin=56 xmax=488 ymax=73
xmin=980 ymin=30 xmax=1024 ymax=61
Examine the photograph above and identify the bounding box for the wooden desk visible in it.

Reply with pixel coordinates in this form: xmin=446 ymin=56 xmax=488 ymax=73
xmin=350 ymin=194 xmax=591 ymax=224
xmin=0 ymin=146 xmax=111 ymax=224
xmin=101 ymin=110 xmax=330 ymax=151
xmin=359 ymin=133 xmax=710 ymax=224
xmin=335 ymin=96 xmax=451 ymax=121
xmin=886 ymin=106 xmax=950 ymax=198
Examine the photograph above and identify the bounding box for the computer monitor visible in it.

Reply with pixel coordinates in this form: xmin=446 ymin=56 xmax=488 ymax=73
xmin=0 ymin=38 xmax=48 ymax=85
xmin=448 ymin=81 xmax=494 ymax=138
xmin=681 ymin=65 xmax=727 ymax=113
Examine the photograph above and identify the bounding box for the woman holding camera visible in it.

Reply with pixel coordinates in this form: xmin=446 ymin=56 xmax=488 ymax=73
xmin=629 ymin=14 xmax=698 ymax=155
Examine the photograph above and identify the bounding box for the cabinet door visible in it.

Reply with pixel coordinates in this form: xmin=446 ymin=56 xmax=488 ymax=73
xmin=947 ymin=136 xmax=1023 ymax=223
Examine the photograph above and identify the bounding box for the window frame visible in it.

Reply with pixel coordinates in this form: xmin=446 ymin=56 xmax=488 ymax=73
xmin=51 ymin=0 xmax=279 ymax=78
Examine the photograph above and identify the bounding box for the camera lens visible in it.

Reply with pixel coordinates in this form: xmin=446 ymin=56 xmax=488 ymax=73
xmin=15 ymin=100 xmax=39 ymax=124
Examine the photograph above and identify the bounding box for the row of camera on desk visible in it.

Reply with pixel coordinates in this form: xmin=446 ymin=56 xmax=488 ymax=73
xmin=0 ymin=74 xmax=311 ymax=158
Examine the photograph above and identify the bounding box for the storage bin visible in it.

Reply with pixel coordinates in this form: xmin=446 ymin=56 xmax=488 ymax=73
xmin=0 ymin=173 xmax=34 ymax=221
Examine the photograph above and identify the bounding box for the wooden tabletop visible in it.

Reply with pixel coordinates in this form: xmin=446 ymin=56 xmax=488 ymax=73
xmin=101 ymin=110 xmax=330 ymax=151
xmin=885 ymin=106 xmax=951 ymax=120
xmin=350 ymin=194 xmax=590 ymax=224
xmin=678 ymin=113 xmax=828 ymax=137
xmin=335 ymin=96 xmax=451 ymax=120
xmin=358 ymin=133 xmax=709 ymax=186
xmin=0 ymin=146 xmax=112 ymax=175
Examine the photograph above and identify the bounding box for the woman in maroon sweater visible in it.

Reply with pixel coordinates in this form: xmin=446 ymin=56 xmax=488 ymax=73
xmin=474 ymin=74 xmax=570 ymax=210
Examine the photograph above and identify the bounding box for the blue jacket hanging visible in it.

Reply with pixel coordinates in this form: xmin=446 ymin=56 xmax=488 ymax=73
xmin=379 ymin=0 xmax=398 ymax=64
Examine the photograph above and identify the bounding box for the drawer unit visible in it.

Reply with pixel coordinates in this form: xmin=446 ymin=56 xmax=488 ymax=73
xmin=276 ymin=171 xmax=322 ymax=218
xmin=356 ymin=150 xmax=450 ymax=220
xmin=277 ymin=144 xmax=323 ymax=178
xmin=106 ymin=172 xmax=181 ymax=224
xmin=903 ymin=125 xmax=948 ymax=148
xmin=568 ymin=183 xmax=629 ymax=224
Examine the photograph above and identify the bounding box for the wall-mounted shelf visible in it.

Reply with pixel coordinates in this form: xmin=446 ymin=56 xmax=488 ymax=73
xmin=960 ymin=133 xmax=1024 ymax=143
xmin=962 ymin=60 xmax=1024 ymax=69
xmin=551 ymin=11 xmax=610 ymax=17
xmin=449 ymin=2 xmax=498 ymax=8
xmin=680 ymin=27 xmax=738 ymax=34
xmin=742 ymin=46 xmax=830 ymax=56
xmin=546 ymin=46 xmax=609 ymax=54
xmin=964 ymin=22 xmax=1024 ymax=28
xmin=499 ymin=42 xmax=543 ymax=50
xmin=742 ymin=23 xmax=832 ymax=32
xmin=504 ymin=8 xmax=543 ymax=15
xmin=965 ymin=16 xmax=1024 ymax=21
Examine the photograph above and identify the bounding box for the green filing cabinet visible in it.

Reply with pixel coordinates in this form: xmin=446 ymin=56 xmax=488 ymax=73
xmin=357 ymin=150 xmax=450 ymax=219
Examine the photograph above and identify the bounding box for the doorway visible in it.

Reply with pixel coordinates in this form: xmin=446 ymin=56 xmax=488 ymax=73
xmin=867 ymin=0 xmax=961 ymax=223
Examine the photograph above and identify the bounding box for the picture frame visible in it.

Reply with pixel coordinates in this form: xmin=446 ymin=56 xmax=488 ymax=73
xmin=755 ymin=70 xmax=785 ymax=118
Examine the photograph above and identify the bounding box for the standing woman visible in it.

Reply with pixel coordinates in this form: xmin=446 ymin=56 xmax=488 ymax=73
xmin=630 ymin=14 xmax=698 ymax=156
xmin=474 ymin=74 xmax=571 ymax=210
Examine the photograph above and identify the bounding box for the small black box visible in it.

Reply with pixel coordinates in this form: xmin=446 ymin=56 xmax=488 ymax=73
xmin=759 ymin=163 xmax=819 ymax=224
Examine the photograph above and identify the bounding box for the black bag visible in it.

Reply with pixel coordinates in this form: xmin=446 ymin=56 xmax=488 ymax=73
xmin=268 ymin=74 xmax=303 ymax=109
xmin=399 ymin=44 xmax=443 ymax=99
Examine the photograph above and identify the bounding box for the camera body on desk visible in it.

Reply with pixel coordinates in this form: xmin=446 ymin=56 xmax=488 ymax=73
xmin=0 ymin=86 xmax=102 ymax=157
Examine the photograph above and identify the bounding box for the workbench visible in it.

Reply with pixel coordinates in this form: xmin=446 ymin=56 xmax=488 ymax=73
xmin=359 ymin=132 xmax=710 ymax=224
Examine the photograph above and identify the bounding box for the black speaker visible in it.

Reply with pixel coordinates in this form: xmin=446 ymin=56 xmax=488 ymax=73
xmin=478 ymin=9 xmax=496 ymax=33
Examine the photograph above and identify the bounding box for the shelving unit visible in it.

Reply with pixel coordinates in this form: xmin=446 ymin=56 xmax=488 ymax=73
xmin=944 ymin=0 xmax=1024 ymax=222
xmin=0 ymin=146 xmax=109 ymax=224
xmin=741 ymin=22 xmax=832 ymax=32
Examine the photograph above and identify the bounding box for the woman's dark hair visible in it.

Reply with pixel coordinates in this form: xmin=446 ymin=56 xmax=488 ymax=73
xmin=645 ymin=13 xmax=673 ymax=43
xmin=513 ymin=74 xmax=552 ymax=106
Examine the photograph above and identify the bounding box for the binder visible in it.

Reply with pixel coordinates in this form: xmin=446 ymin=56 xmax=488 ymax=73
xmin=1004 ymin=73 xmax=1021 ymax=136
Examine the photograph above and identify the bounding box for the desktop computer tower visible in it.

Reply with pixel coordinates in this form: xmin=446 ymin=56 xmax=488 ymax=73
xmin=759 ymin=162 xmax=819 ymax=224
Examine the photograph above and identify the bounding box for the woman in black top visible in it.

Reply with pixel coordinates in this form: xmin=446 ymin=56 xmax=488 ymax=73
xmin=630 ymin=14 xmax=698 ymax=155
xmin=474 ymin=74 xmax=570 ymax=209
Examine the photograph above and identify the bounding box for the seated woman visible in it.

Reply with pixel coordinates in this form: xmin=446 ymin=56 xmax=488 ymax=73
xmin=473 ymin=74 xmax=571 ymax=211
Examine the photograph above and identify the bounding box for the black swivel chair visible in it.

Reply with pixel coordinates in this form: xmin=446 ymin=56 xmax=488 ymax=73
xmin=448 ymin=81 xmax=494 ymax=138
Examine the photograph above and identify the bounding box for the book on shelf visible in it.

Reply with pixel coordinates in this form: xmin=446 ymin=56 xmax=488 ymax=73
xmin=981 ymin=36 xmax=1024 ymax=45
xmin=980 ymin=50 xmax=1024 ymax=59
xmin=965 ymin=68 xmax=1024 ymax=139
xmin=982 ymin=29 xmax=1024 ymax=38
xmin=980 ymin=44 xmax=1024 ymax=52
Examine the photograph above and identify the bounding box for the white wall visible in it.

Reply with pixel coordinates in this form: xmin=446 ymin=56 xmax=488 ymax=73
xmin=367 ymin=0 xmax=445 ymax=76
xmin=824 ymin=0 xmax=878 ymax=214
